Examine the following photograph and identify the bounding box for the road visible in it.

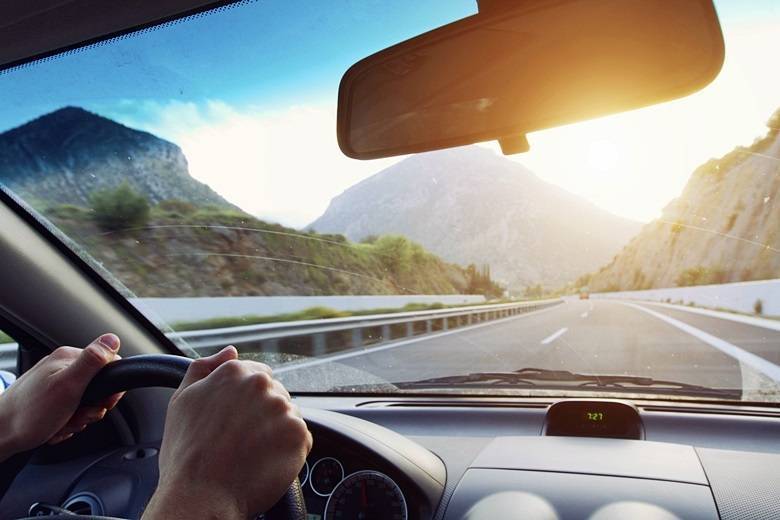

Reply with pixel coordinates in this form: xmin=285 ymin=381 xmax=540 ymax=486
xmin=278 ymin=299 xmax=780 ymax=398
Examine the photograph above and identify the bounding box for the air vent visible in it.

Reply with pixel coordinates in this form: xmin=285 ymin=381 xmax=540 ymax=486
xmin=62 ymin=492 xmax=104 ymax=516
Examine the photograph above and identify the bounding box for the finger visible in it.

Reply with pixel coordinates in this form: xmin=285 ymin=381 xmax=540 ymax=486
xmin=179 ymin=346 xmax=238 ymax=391
xmin=63 ymin=405 xmax=107 ymax=429
xmin=58 ymin=334 xmax=121 ymax=393
xmin=242 ymin=360 xmax=274 ymax=377
xmin=56 ymin=421 xmax=89 ymax=436
xmin=48 ymin=432 xmax=75 ymax=445
xmin=271 ymin=379 xmax=291 ymax=401
xmin=99 ymin=391 xmax=125 ymax=411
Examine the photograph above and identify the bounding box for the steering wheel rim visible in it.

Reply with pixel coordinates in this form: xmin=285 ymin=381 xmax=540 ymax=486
xmin=18 ymin=354 xmax=307 ymax=520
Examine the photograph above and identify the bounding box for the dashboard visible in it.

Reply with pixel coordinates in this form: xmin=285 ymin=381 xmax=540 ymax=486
xmin=2 ymin=395 xmax=780 ymax=519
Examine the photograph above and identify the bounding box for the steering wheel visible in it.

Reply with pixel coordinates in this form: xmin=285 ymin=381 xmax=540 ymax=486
xmin=15 ymin=354 xmax=306 ymax=520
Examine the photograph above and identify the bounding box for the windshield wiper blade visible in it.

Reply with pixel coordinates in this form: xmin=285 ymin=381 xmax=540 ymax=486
xmin=395 ymin=367 xmax=740 ymax=398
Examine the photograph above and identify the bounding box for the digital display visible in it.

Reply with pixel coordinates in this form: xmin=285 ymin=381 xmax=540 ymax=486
xmin=586 ymin=411 xmax=604 ymax=421
xmin=543 ymin=400 xmax=644 ymax=439
xmin=306 ymin=515 xmax=321 ymax=520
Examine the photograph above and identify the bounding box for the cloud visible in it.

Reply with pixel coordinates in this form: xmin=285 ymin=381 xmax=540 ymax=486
xmin=106 ymin=99 xmax=398 ymax=228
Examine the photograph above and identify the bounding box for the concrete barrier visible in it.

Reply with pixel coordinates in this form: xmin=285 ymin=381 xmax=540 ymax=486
xmin=130 ymin=294 xmax=486 ymax=325
xmin=594 ymin=279 xmax=780 ymax=316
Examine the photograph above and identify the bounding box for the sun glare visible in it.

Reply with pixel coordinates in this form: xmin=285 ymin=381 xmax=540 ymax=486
xmin=586 ymin=140 xmax=619 ymax=173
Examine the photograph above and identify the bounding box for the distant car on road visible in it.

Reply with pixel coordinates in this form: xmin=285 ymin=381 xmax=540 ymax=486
xmin=579 ymin=288 xmax=590 ymax=300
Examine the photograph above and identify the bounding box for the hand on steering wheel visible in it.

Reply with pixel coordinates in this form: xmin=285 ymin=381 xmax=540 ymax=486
xmin=13 ymin=347 xmax=310 ymax=520
xmin=141 ymin=347 xmax=311 ymax=520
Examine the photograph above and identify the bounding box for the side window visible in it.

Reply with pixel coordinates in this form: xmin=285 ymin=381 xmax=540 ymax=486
xmin=0 ymin=328 xmax=17 ymax=390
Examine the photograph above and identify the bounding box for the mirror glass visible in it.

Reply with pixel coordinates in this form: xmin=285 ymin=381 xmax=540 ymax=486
xmin=338 ymin=0 xmax=724 ymax=159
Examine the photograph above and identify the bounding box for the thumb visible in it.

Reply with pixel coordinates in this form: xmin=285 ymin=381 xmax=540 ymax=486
xmin=61 ymin=333 xmax=121 ymax=391
xmin=178 ymin=345 xmax=238 ymax=391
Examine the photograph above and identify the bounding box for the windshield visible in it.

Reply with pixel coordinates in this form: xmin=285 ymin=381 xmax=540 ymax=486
xmin=1 ymin=0 xmax=779 ymax=402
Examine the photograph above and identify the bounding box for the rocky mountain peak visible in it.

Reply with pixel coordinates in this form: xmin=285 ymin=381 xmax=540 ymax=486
xmin=311 ymin=145 xmax=641 ymax=290
xmin=0 ymin=106 xmax=233 ymax=209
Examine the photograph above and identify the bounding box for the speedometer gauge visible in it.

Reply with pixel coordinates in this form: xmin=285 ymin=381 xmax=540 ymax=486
xmin=310 ymin=457 xmax=344 ymax=496
xmin=324 ymin=470 xmax=407 ymax=520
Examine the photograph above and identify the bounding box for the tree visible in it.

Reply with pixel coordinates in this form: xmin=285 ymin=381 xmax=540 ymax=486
xmin=90 ymin=182 xmax=150 ymax=231
xmin=466 ymin=263 xmax=504 ymax=299
xmin=524 ymin=284 xmax=544 ymax=299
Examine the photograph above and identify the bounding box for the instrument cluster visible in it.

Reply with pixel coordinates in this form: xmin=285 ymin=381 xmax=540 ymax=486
xmin=299 ymin=454 xmax=407 ymax=520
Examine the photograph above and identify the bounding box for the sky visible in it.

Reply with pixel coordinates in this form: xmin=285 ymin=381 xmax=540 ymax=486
xmin=0 ymin=0 xmax=778 ymax=228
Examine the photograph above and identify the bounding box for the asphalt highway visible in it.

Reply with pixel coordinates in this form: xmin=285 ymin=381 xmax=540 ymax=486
xmin=279 ymin=299 xmax=780 ymax=397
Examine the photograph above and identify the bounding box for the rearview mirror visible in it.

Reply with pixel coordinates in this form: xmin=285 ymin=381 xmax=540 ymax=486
xmin=337 ymin=0 xmax=724 ymax=159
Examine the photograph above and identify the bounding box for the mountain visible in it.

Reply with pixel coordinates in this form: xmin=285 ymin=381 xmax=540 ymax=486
xmin=588 ymin=108 xmax=780 ymax=292
xmin=0 ymin=106 xmax=232 ymax=208
xmin=310 ymin=146 xmax=642 ymax=290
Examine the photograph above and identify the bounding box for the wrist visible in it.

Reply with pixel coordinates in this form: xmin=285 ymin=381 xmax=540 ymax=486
xmin=143 ymin=480 xmax=247 ymax=520
xmin=0 ymin=401 xmax=22 ymax=463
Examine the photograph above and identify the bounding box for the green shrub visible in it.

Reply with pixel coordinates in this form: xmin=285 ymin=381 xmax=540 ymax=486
xmin=90 ymin=182 xmax=150 ymax=231
xmin=319 ymin=233 xmax=347 ymax=243
xmin=524 ymin=284 xmax=544 ymax=299
xmin=373 ymin=235 xmax=413 ymax=275
xmin=157 ymin=199 xmax=197 ymax=216
xmin=675 ymin=265 xmax=727 ymax=287
xmin=45 ymin=204 xmax=90 ymax=220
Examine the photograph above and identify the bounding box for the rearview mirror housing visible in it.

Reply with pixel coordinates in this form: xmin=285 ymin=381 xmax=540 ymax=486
xmin=337 ymin=0 xmax=724 ymax=159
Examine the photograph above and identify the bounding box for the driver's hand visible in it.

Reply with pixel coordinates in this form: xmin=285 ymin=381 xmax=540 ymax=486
xmin=143 ymin=346 xmax=312 ymax=520
xmin=0 ymin=333 xmax=123 ymax=461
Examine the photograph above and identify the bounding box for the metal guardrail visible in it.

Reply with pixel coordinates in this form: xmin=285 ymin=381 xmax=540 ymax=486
xmin=0 ymin=298 xmax=562 ymax=373
xmin=174 ymin=298 xmax=562 ymax=356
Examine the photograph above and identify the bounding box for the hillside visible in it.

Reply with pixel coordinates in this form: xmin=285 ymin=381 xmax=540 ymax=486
xmin=310 ymin=146 xmax=641 ymax=291
xmin=588 ymin=108 xmax=780 ymax=292
xmin=44 ymin=204 xmax=473 ymax=297
xmin=0 ymin=107 xmax=231 ymax=208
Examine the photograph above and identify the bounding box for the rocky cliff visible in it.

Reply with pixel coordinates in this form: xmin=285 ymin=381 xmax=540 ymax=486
xmin=589 ymin=108 xmax=780 ymax=291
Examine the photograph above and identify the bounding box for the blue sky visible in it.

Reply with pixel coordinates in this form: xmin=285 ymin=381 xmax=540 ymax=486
xmin=0 ymin=0 xmax=778 ymax=228
xmin=0 ymin=0 xmax=476 ymax=131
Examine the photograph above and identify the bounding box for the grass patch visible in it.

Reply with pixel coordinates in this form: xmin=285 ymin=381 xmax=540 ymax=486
xmin=0 ymin=331 xmax=14 ymax=344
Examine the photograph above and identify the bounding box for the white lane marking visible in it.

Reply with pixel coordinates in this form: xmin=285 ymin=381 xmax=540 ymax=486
xmin=620 ymin=302 xmax=780 ymax=383
xmin=634 ymin=300 xmax=780 ymax=332
xmin=275 ymin=304 xmax=562 ymax=374
xmin=580 ymin=312 xmax=589 ymax=318
xmin=540 ymin=327 xmax=568 ymax=345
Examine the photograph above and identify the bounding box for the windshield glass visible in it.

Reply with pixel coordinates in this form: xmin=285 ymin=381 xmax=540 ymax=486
xmin=1 ymin=0 xmax=779 ymax=402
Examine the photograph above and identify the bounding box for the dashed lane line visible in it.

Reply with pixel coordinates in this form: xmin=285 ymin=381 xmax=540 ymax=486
xmin=541 ymin=327 xmax=568 ymax=345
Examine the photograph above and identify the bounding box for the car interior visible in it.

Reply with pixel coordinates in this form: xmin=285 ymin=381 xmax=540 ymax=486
xmin=1 ymin=1 xmax=780 ymax=519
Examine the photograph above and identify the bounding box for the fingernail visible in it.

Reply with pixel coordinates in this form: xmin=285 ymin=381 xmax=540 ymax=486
xmin=98 ymin=333 xmax=120 ymax=352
